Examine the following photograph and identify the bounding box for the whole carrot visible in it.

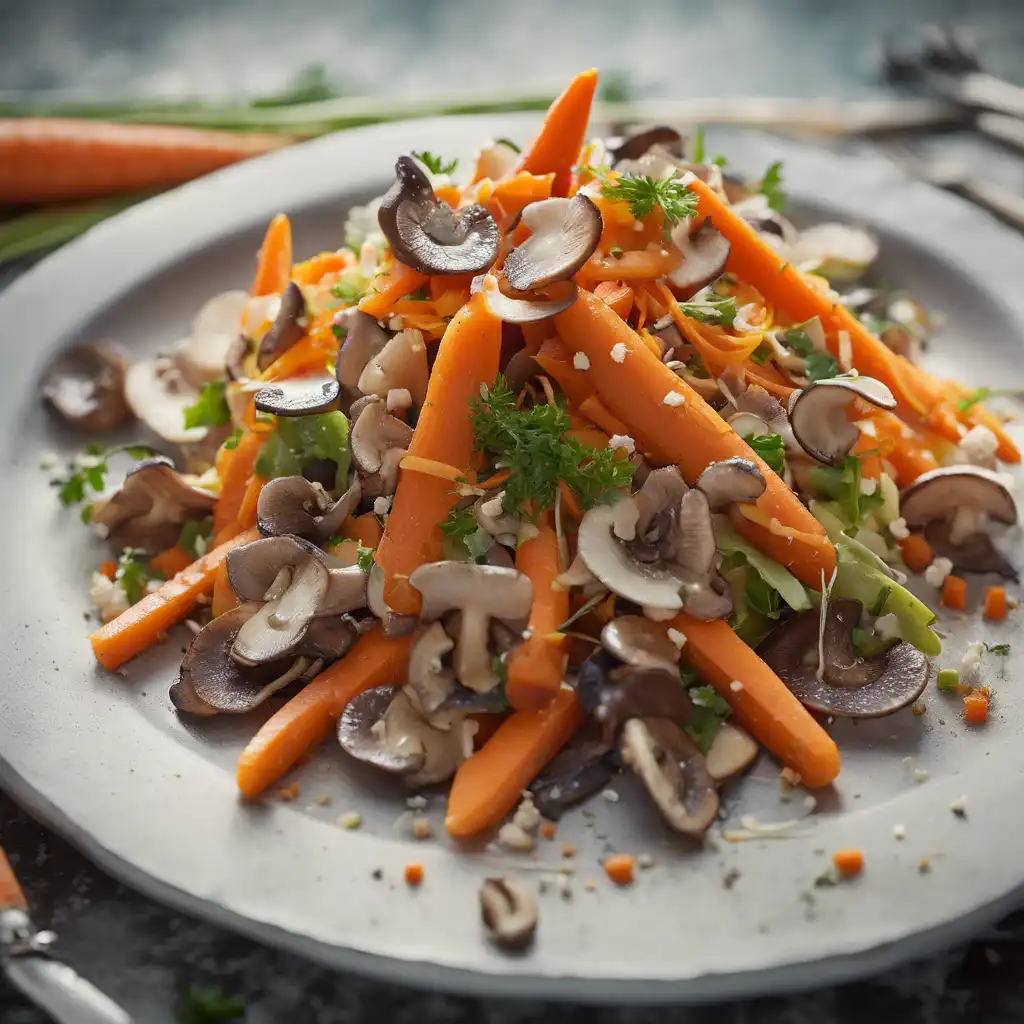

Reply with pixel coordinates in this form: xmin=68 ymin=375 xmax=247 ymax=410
xmin=376 ymin=293 xmax=502 ymax=614
xmin=0 ymin=119 xmax=291 ymax=204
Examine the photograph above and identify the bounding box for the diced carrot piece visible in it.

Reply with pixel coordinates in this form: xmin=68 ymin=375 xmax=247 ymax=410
xmin=603 ymin=854 xmax=635 ymax=886
xmin=98 ymin=561 xmax=117 ymax=581
xmin=963 ymin=688 xmax=989 ymax=725
xmin=539 ymin=822 xmax=557 ymax=841
xmin=941 ymin=575 xmax=967 ymax=611
xmin=404 ymin=862 xmax=424 ymax=887
xmin=149 ymin=545 xmax=195 ymax=578
xmin=832 ymin=849 xmax=864 ymax=878
xmin=983 ymin=585 xmax=1007 ymax=622
xmin=899 ymin=533 xmax=934 ymax=573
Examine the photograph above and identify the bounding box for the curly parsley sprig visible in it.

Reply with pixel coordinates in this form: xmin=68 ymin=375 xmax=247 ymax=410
xmin=52 ymin=442 xmax=161 ymax=521
xmin=591 ymin=166 xmax=699 ymax=238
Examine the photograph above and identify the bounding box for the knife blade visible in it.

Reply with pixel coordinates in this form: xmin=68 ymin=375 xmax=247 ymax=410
xmin=1 ymin=846 xmax=132 ymax=1024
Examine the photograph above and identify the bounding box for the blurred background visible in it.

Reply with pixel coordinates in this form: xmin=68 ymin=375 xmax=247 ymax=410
xmin=3 ymin=1 xmax=1024 ymax=1021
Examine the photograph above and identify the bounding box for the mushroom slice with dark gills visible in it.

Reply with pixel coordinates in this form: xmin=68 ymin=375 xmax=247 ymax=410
xmin=576 ymin=468 xmax=732 ymax=620
xmin=529 ymin=742 xmax=617 ymax=820
xmin=410 ymin=561 xmax=533 ymax=693
xmin=620 ymin=718 xmax=719 ymax=837
xmin=377 ymin=156 xmax=500 ymax=275
xmin=337 ymin=684 xmax=474 ymax=787
xmin=609 ymin=126 xmax=684 ymax=163
xmin=254 ymin=375 xmax=340 ymax=417
xmin=406 ymin=621 xmax=457 ymax=714
xmin=41 ymin=342 xmax=132 ymax=432
xmin=171 ymin=604 xmax=314 ymax=716
xmin=788 ymin=375 xmax=897 ymax=466
xmin=759 ymin=598 xmax=929 ymax=718
xmin=350 ymin=396 xmax=413 ymax=497
xmin=668 ymin=221 xmax=731 ymax=298
xmin=476 ymin=272 xmax=579 ymax=324
xmin=695 ymin=458 xmax=766 ymax=511
xmin=256 ymin=474 xmax=361 ymax=542
xmin=502 ymin=195 xmax=603 ymax=292
xmin=257 ymin=281 xmax=307 ymax=372
xmin=91 ymin=456 xmax=216 ymax=550
xmin=577 ymin=647 xmax=694 ymax=745
xmin=334 ymin=307 xmax=390 ymax=408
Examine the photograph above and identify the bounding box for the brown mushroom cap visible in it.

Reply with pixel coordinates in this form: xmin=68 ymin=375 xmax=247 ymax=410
xmin=529 ymin=742 xmax=616 ymax=820
xmin=378 ymin=156 xmax=499 ymax=275
xmin=257 ymin=281 xmax=306 ymax=372
xmin=254 ymin=375 xmax=340 ymax=417
xmin=476 ymin=274 xmax=579 ymax=324
xmin=924 ymin=520 xmax=1017 ymax=579
xmin=338 ymin=685 xmax=423 ymax=774
xmin=668 ymin=222 xmax=731 ymax=298
xmin=334 ymin=308 xmax=390 ymax=399
xmin=256 ymin=475 xmax=361 ymax=542
xmin=41 ymin=342 xmax=132 ymax=432
xmin=620 ymin=718 xmax=719 ymax=836
xmin=758 ymin=598 xmax=930 ymax=718
xmin=695 ymin=457 xmax=766 ymax=511
xmin=610 ymin=126 xmax=684 ymax=164
xmin=91 ymin=456 xmax=216 ymax=550
xmin=357 ymin=330 xmax=429 ymax=409
xmin=900 ymin=466 xmax=1017 ymax=529
xmin=601 ymin=615 xmax=681 ymax=673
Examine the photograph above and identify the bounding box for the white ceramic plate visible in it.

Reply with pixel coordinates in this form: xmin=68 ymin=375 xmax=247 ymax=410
xmin=2 ymin=116 xmax=1023 ymax=1004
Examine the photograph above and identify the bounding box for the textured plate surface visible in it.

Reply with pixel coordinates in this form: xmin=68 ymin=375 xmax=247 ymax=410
xmin=1 ymin=116 xmax=1023 ymax=1004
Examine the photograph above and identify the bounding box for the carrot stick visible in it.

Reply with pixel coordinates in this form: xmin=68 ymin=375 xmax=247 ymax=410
xmin=342 ymin=513 xmax=383 ymax=548
xmin=376 ymin=293 xmax=502 ymax=614
xmin=90 ymin=528 xmax=259 ymax=671
xmin=0 ymin=119 xmax=292 ymax=205
xmin=555 ymin=290 xmax=835 ymax=589
xmin=671 ymin=613 xmax=841 ymax=788
xmin=211 ymin=560 xmax=239 ymax=619
xmin=291 ymin=251 xmax=353 ymax=285
xmin=149 ymin=545 xmax=194 ymax=578
xmin=236 ymin=629 xmax=412 ymax=798
xmin=684 ymin=176 xmax=975 ymax=448
xmin=358 ymin=260 xmax=429 ymax=320
xmin=213 ymin=522 xmax=245 ymax=547
xmin=445 ymin=688 xmax=584 ymax=837
xmin=213 ymin=431 xmax=264 ymax=534
xmin=594 ymin=280 xmax=634 ymax=320
xmin=506 ymin=514 xmax=569 ymax=710
xmin=577 ymin=395 xmax=628 ymax=437
xmin=534 ymin=337 xmax=592 ymax=409
xmin=237 ymin=474 xmax=267 ymax=530
xmin=513 ymin=69 xmax=598 ymax=197
xmin=251 ymin=213 xmax=292 ymax=297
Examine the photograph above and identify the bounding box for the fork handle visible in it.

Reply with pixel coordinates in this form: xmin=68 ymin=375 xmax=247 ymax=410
xmin=949 ymin=177 xmax=1024 ymax=233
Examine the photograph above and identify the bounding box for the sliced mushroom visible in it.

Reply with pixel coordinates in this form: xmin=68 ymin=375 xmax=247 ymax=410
xmin=610 ymin=126 xmax=684 ymax=163
xmin=410 ymin=561 xmax=533 ymax=692
xmin=479 ymin=878 xmax=538 ymax=952
xmin=357 ymin=329 xmax=429 ymax=408
xmin=334 ymin=308 xmax=391 ymax=401
xmin=924 ymin=520 xmax=1017 ymax=579
xmin=257 ymin=282 xmax=307 ymax=372
xmin=377 ymin=156 xmax=499 ymax=275
xmin=91 ymin=456 xmax=216 ymax=550
xmin=256 ymin=475 xmax=361 ymax=542
xmin=601 ymin=615 xmax=681 ymax=674
xmin=41 ymin=342 xmax=132 ymax=432
xmin=298 ymin=614 xmax=359 ymax=661
xmin=438 ymin=682 xmax=512 ymax=714
xmin=473 ymin=139 xmax=521 ymax=182
xmin=668 ymin=222 xmax=731 ymax=297
xmin=758 ymin=598 xmax=929 ymax=717
xmin=704 ymin=723 xmax=759 ymax=782
xmin=123 ymin=357 xmax=208 ymax=445
xmin=350 ymin=397 xmax=413 ymax=475
xmin=173 ymin=290 xmax=251 ymax=388
xmin=788 ymin=376 xmax=897 ymax=466
xmin=174 ymin=604 xmax=307 ymax=715
xmin=790 ymin=223 xmax=879 ymax=282
xmin=407 ymin=622 xmax=457 ymax=714
xmin=338 ymin=685 xmax=422 ymax=773
xmin=502 ymin=195 xmax=603 ymax=292
xmin=255 ymin=375 xmax=340 ymax=417
xmin=620 ymin=718 xmax=719 ymax=836
xmin=529 ymin=742 xmax=617 ymax=820
xmin=577 ymin=649 xmax=693 ymax=744
xmin=695 ymin=458 xmax=766 ymax=510
xmin=900 ymin=466 xmax=1017 ymax=530
xmin=478 ymin=274 xmax=578 ymax=324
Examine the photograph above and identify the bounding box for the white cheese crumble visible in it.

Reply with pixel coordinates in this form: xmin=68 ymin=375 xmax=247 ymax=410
xmin=859 ymin=477 xmax=877 ymax=496
xmin=923 ymin=556 xmax=953 ymax=589
xmin=874 ymin=613 xmax=901 ymax=641
xmin=960 ymin=642 xmax=984 ymax=685
xmin=729 ymin=680 xmax=744 ymax=693
xmin=888 ymin=516 xmax=910 ymax=541
xmin=89 ymin=572 xmax=128 ymax=624
xmin=637 ymin=853 xmax=655 ymax=869
xmin=732 ymin=303 xmax=762 ymax=335
xmin=950 ymin=795 xmax=968 ymax=816
xmin=663 ymin=391 xmax=686 ymax=407
xmin=608 ymin=434 xmax=635 ymax=454
xmin=572 ymin=351 xmax=591 ymax=371
xmin=666 ymin=627 xmax=687 ymax=649
xmin=601 ymin=789 xmax=620 ymax=804
xmin=373 ymin=495 xmax=393 ymax=516
xmin=892 ymin=824 xmax=907 ymax=841
xmin=610 ymin=342 xmax=627 ymax=363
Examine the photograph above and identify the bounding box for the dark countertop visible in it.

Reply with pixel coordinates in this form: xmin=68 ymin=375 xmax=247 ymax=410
xmin=3 ymin=1 xmax=1024 ymax=1020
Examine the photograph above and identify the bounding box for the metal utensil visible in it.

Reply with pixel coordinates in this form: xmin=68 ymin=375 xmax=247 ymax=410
xmin=1 ymin=846 xmax=132 ymax=1024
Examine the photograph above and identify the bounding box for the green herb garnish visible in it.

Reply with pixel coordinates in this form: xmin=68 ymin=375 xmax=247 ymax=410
xmin=52 ymin=442 xmax=159 ymax=509
xmin=749 ymin=342 xmax=773 ymax=365
xmin=412 ymin=150 xmax=458 ymax=175
xmin=756 ymin=160 xmax=786 ymax=211
xmin=744 ymin=432 xmax=785 ymax=475
xmin=985 ymin=643 xmax=1011 ymax=655
xmin=223 ymin=427 xmax=243 ymax=451
xmin=114 ymin=547 xmax=162 ymax=606
xmin=471 ymin=376 xmax=634 ymax=515
xmin=440 ymin=505 xmax=491 ymax=561
xmin=691 ymin=126 xmax=706 ymax=164
xmin=804 ymin=350 xmax=841 ymax=384
xmin=594 ymin=168 xmax=699 ymax=237
xmin=956 ymin=387 xmax=991 ymax=412
xmin=356 ymin=545 xmax=376 ymax=573
xmin=178 ymin=517 xmax=213 ymax=558
xmin=687 ymin=685 xmax=732 ymax=753
xmin=330 ymin=278 xmax=365 ymax=306
xmin=183 ymin=379 xmax=231 ymax=430
xmin=675 ymin=295 xmax=737 ymax=326
xmin=177 ymin=985 xmax=245 ymax=1024
xmin=331 ymin=322 xmax=347 ymax=341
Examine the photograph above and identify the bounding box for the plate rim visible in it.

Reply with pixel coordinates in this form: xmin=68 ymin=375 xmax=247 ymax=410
xmin=2 ymin=115 xmax=1023 ymax=1004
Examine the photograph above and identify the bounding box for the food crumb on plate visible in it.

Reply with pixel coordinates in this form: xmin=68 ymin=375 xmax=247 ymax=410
xmin=601 ymin=789 xmax=620 ymax=803
xmin=914 ymin=768 xmax=929 ymax=783
xmin=562 ymin=843 xmax=576 ymax=859
xmin=918 ymin=857 xmax=932 ymax=874
xmin=338 ymin=811 xmax=362 ymax=830
xmin=412 ymin=816 xmax=433 ymax=839
xmin=637 ymin=853 xmax=655 ymax=870
xmin=892 ymin=824 xmax=907 ymax=841
xmin=950 ymin=795 xmax=968 ymax=817
xmin=404 ymin=862 xmax=424 ymax=887
xmin=584 ymin=880 xmax=597 ymax=892
xmin=276 ymin=783 xmax=300 ymax=802
xmin=722 ymin=867 xmax=741 ymax=889
xmin=406 ymin=795 xmax=428 ymax=810
xmin=497 ymin=823 xmax=534 ymax=853
xmin=313 ymin=794 xmax=331 ymax=807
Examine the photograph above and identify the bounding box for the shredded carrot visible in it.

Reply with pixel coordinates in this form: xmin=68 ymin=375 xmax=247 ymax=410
xmin=258 ymin=335 xmax=330 ymax=382
xmin=963 ymin=688 xmax=989 ymax=725
xmin=98 ymin=560 xmax=117 ymax=581
xmin=832 ymin=849 xmax=864 ymax=878
xmin=213 ymin=431 xmax=264 ymax=534
xmin=579 ymin=247 xmax=681 ymax=283
xmin=149 ymin=545 xmax=195 ymax=579
xmin=899 ymin=533 xmax=934 ymax=573
xmin=398 ymin=454 xmax=465 ymax=482
xmin=358 ymin=260 xmax=429 ymax=320
xmin=404 ymin=862 xmax=424 ymax=887
xmin=603 ymin=854 xmax=636 ymax=886
xmin=237 ymin=474 xmax=267 ymax=530
xmin=940 ymin=575 xmax=967 ymax=611
xmin=291 ymin=251 xmax=352 ymax=285
xmin=983 ymin=585 xmax=1008 ymax=622
xmin=593 ymin=280 xmax=634 ymax=320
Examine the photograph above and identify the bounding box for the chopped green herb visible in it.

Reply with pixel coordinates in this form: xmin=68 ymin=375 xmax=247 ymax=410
xmin=781 ymin=327 xmax=815 ymax=357
xmin=936 ymin=668 xmax=960 ymax=692
xmin=331 ymin=322 xmax=347 ymax=341
xmin=744 ymin=432 xmax=785 ymax=475
xmin=712 ymin=154 xmax=728 ymax=167
xmin=183 ymin=379 xmax=230 ymax=430
xmin=440 ymin=505 xmax=490 ymax=562
xmin=356 ymin=545 xmax=376 ymax=573
xmin=593 ymin=167 xmax=699 ymax=237
xmin=331 ymin=278 xmax=365 ymax=306
xmin=805 ymin=350 xmax=841 ymax=384
xmin=223 ymin=427 xmax=243 ymax=451
xmin=178 ymin=517 xmax=213 ymax=558
xmin=255 ymin=411 xmax=351 ymax=491
xmin=491 ymin=652 xmax=509 ymax=687
xmin=411 ymin=150 xmax=458 ymax=175
xmin=691 ymin=126 xmax=706 ymax=164
xmin=405 ymin=286 xmax=430 ymax=301
xmin=687 ymin=685 xmax=732 ymax=753
xmin=675 ymin=294 xmax=737 ymax=326
xmin=177 ymin=984 xmax=245 ymax=1024
xmin=114 ymin=548 xmax=161 ymax=606
xmin=956 ymin=387 xmax=991 ymax=412
xmin=756 ymin=160 xmax=786 ymax=211
xmin=813 ymin=871 xmax=838 ymax=889
xmin=52 ymin=443 xmax=159 ymax=508
xmin=985 ymin=643 xmax=1011 ymax=655
xmin=471 ymin=375 xmax=634 ymax=515
xmin=749 ymin=342 xmax=773 ymax=365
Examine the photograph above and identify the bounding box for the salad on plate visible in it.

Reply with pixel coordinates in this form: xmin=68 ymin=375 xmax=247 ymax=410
xmin=42 ymin=68 xmax=1020 ymax=933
